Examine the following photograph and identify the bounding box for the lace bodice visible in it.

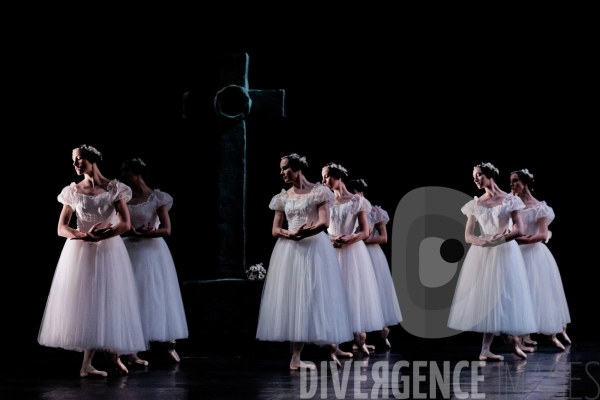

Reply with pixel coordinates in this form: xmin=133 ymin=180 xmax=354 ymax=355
xmin=518 ymin=201 xmax=555 ymax=236
xmin=328 ymin=194 xmax=372 ymax=238
xmin=58 ymin=180 xmax=132 ymax=232
xmin=127 ymin=189 xmax=173 ymax=230
xmin=269 ymin=183 xmax=334 ymax=232
xmin=461 ymin=193 xmax=525 ymax=238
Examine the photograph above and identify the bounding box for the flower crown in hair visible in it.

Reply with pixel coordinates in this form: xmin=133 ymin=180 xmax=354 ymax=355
xmin=283 ymin=153 xmax=308 ymax=167
xmin=79 ymin=144 xmax=102 ymax=160
xmin=476 ymin=162 xmax=499 ymax=175
xmin=355 ymin=178 xmax=367 ymax=188
xmin=326 ymin=162 xmax=348 ymax=176
xmin=517 ymin=168 xmax=534 ymax=180
xmin=131 ymin=157 xmax=147 ymax=167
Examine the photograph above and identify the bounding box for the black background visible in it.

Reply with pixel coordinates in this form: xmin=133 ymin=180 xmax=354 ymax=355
xmin=6 ymin=26 xmax=595 ymax=363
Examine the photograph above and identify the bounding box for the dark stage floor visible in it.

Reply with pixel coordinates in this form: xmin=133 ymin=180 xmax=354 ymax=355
xmin=2 ymin=329 xmax=599 ymax=399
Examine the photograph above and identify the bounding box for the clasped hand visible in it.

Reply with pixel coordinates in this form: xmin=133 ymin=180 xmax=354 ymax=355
xmin=475 ymin=229 xmax=507 ymax=247
xmin=122 ymin=222 xmax=155 ymax=237
xmin=70 ymin=222 xmax=113 ymax=242
xmin=515 ymin=234 xmax=533 ymax=245
xmin=279 ymin=221 xmax=316 ymax=241
xmin=332 ymin=234 xmax=354 ymax=248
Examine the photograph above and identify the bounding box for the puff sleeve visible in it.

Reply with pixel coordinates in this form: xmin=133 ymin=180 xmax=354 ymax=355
xmin=371 ymin=205 xmax=390 ymax=225
xmin=57 ymin=183 xmax=77 ymax=210
xmin=504 ymin=193 xmax=526 ymax=213
xmin=154 ymin=190 xmax=174 ymax=211
xmin=312 ymin=183 xmax=335 ymax=207
xmin=269 ymin=190 xmax=287 ymax=211
xmin=461 ymin=199 xmax=477 ymax=217
xmin=107 ymin=180 xmax=132 ymax=204
xmin=535 ymin=201 xmax=555 ymax=225
xmin=351 ymin=195 xmax=372 ymax=215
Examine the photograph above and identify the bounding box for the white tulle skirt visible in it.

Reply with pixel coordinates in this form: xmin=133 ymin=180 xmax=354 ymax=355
xmin=38 ymin=237 xmax=148 ymax=354
xmin=447 ymin=241 xmax=537 ymax=336
xmin=366 ymin=244 xmax=402 ymax=327
xmin=520 ymin=243 xmax=570 ymax=334
xmin=335 ymin=241 xmax=386 ymax=334
xmin=256 ymin=232 xmax=354 ymax=345
xmin=122 ymin=237 xmax=189 ymax=342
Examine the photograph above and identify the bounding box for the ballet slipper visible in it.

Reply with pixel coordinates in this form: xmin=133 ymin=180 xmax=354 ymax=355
xmin=334 ymin=347 xmax=353 ymax=358
xmin=522 ymin=334 xmax=537 ymax=346
xmin=330 ymin=353 xmax=342 ymax=369
xmin=479 ymin=351 xmax=504 ymax=361
xmin=167 ymin=349 xmax=180 ymax=363
xmin=518 ymin=342 xmax=535 ymax=353
xmin=104 ymin=350 xmax=129 ymax=375
xmin=512 ymin=338 xmax=527 ymax=359
xmin=551 ymin=334 xmax=566 ymax=351
xmin=290 ymin=360 xmax=316 ymax=370
xmin=561 ymin=325 xmax=571 ymax=344
xmin=352 ymin=343 xmax=375 ymax=351
xmin=359 ymin=344 xmax=370 ymax=355
xmin=80 ymin=366 xmax=108 ymax=377
xmin=128 ymin=354 xmax=149 ymax=366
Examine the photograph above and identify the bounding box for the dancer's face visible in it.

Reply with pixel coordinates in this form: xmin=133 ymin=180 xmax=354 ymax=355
xmin=280 ymin=158 xmax=298 ymax=184
xmin=321 ymin=167 xmax=338 ymax=190
xmin=509 ymin=173 xmax=525 ymax=195
xmin=473 ymin=167 xmax=488 ymax=189
xmin=72 ymin=149 xmax=92 ymax=176
xmin=120 ymin=162 xmax=134 ymax=184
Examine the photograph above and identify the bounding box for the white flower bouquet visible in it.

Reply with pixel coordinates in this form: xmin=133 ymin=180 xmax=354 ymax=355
xmin=246 ymin=262 xmax=266 ymax=281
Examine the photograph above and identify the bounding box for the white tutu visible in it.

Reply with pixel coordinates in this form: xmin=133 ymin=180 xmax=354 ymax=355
xmin=123 ymin=237 xmax=189 ymax=342
xmin=256 ymin=184 xmax=353 ymax=345
xmin=124 ymin=189 xmax=188 ymax=342
xmin=519 ymin=202 xmax=570 ymax=334
xmin=447 ymin=194 xmax=537 ymax=336
xmin=330 ymin=195 xmax=386 ymax=334
xmin=38 ymin=181 xmax=148 ymax=354
xmin=366 ymin=244 xmax=402 ymax=327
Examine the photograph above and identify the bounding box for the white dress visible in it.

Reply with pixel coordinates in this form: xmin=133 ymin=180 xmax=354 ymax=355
xmin=364 ymin=205 xmax=402 ymax=327
xmin=329 ymin=194 xmax=386 ymax=334
xmin=256 ymin=184 xmax=354 ymax=345
xmin=38 ymin=180 xmax=148 ymax=354
xmin=447 ymin=194 xmax=537 ymax=336
xmin=519 ymin=201 xmax=570 ymax=334
xmin=122 ymin=189 xmax=189 ymax=342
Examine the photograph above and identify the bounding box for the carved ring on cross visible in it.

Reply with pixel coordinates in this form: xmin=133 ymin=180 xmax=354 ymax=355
xmin=213 ymin=85 xmax=253 ymax=122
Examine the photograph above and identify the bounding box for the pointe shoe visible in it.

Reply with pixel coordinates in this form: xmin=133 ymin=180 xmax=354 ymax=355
xmin=128 ymin=356 xmax=149 ymax=366
xmin=552 ymin=336 xmax=566 ymax=351
xmin=352 ymin=344 xmax=375 ymax=351
xmin=513 ymin=345 xmax=527 ymax=359
xmin=522 ymin=338 xmax=537 ymax=346
xmin=518 ymin=343 xmax=535 ymax=353
xmin=290 ymin=361 xmax=316 ymax=370
xmin=104 ymin=351 xmax=129 ymax=375
xmin=334 ymin=347 xmax=353 ymax=358
xmin=384 ymin=338 xmax=391 ymax=348
xmin=479 ymin=351 xmax=504 ymax=361
xmin=561 ymin=330 xmax=571 ymax=344
xmin=167 ymin=349 xmax=180 ymax=363
xmin=80 ymin=367 xmax=108 ymax=378
xmin=330 ymin=353 xmax=342 ymax=368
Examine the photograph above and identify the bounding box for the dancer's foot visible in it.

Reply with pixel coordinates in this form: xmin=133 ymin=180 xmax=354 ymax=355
xmin=359 ymin=344 xmax=370 ymax=355
xmin=334 ymin=347 xmax=353 ymax=358
xmin=80 ymin=366 xmax=108 ymax=377
xmin=104 ymin=351 xmax=129 ymax=374
xmin=352 ymin=344 xmax=375 ymax=351
xmin=513 ymin=343 xmax=527 ymax=359
xmin=479 ymin=350 xmax=504 ymax=361
xmin=551 ymin=334 xmax=566 ymax=351
xmin=561 ymin=326 xmax=571 ymax=344
xmin=290 ymin=359 xmax=316 ymax=370
xmin=330 ymin=353 xmax=342 ymax=368
xmin=518 ymin=342 xmax=535 ymax=353
xmin=128 ymin=354 xmax=149 ymax=366
xmin=522 ymin=334 xmax=537 ymax=346
xmin=167 ymin=349 xmax=180 ymax=363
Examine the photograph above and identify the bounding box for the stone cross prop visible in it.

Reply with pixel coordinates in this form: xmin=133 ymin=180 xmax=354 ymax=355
xmin=213 ymin=53 xmax=286 ymax=279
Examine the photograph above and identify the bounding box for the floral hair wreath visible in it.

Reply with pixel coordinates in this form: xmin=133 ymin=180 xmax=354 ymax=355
xmin=282 ymin=153 xmax=308 ymax=167
xmin=355 ymin=178 xmax=367 ymax=188
xmin=79 ymin=144 xmax=102 ymax=160
xmin=326 ymin=162 xmax=348 ymax=176
xmin=476 ymin=162 xmax=499 ymax=176
xmin=130 ymin=157 xmax=147 ymax=167
xmin=517 ymin=168 xmax=534 ymax=180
